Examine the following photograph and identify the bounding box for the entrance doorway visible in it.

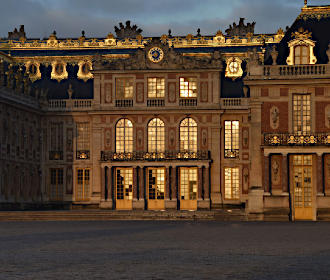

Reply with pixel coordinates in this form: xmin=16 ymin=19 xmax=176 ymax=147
xmin=115 ymin=168 xmax=133 ymax=210
xmin=147 ymin=168 xmax=165 ymax=210
xmin=76 ymin=168 xmax=90 ymax=201
xmin=179 ymin=167 xmax=198 ymax=210
xmin=291 ymin=155 xmax=314 ymax=220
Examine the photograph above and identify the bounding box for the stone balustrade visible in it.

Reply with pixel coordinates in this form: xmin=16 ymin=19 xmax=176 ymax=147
xmin=220 ymin=98 xmax=249 ymax=109
xmin=48 ymin=99 xmax=93 ymax=111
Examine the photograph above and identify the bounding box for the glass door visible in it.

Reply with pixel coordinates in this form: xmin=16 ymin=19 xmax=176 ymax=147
xmin=147 ymin=168 xmax=165 ymax=210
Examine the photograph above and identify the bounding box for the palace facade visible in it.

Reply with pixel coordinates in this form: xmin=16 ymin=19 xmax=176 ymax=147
xmin=0 ymin=4 xmax=329 ymax=220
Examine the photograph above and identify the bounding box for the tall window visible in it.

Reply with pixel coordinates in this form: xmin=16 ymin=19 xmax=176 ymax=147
xmin=50 ymin=122 xmax=63 ymax=160
xmin=180 ymin=168 xmax=197 ymax=200
xmin=76 ymin=122 xmax=90 ymax=159
xmin=180 ymin=77 xmax=197 ymax=98
xmin=76 ymin=168 xmax=90 ymax=201
xmin=50 ymin=168 xmax=63 ymax=201
xmin=148 ymin=118 xmax=165 ymax=152
xmin=224 ymin=121 xmax=239 ymax=158
xmin=116 ymin=78 xmax=133 ymax=99
xmin=294 ymin=46 xmax=309 ymax=65
xmin=224 ymin=167 xmax=239 ymax=200
xmin=116 ymin=119 xmax=133 ymax=153
xmin=148 ymin=78 xmax=165 ymax=98
xmin=180 ymin=118 xmax=197 ymax=152
xmin=293 ymin=94 xmax=311 ymax=135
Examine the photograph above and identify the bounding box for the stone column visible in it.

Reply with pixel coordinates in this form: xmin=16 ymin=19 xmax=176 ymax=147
xmin=165 ymin=167 xmax=170 ymax=200
xmin=198 ymin=167 xmax=203 ymax=200
xmin=204 ymin=166 xmax=210 ymax=200
xmin=264 ymin=155 xmax=270 ymax=193
xmin=133 ymin=166 xmax=144 ymax=210
xmin=139 ymin=167 xmax=145 ymax=200
xmin=172 ymin=166 xmax=177 ymax=200
xmin=133 ymin=167 xmax=138 ymax=200
xmin=282 ymin=154 xmax=288 ymax=193
xmin=108 ymin=167 xmax=113 ymax=201
xmin=317 ymin=154 xmax=324 ymax=195
xmin=101 ymin=166 xmax=106 ymax=200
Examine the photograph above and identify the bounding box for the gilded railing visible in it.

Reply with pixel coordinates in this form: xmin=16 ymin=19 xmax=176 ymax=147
xmin=264 ymin=133 xmax=330 ymax=146
xmin=101 ymin=150 xmax=210 ymax=161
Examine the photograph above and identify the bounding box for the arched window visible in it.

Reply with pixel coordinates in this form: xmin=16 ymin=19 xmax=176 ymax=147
xmin=180 ymin=118 xmax=197 ymax=152
xmin=148 ymin=118 xmax=165 ymax=152
xmin=294 ymin=45 xmax=309 ymax=65
xmin=116 ymin=118 xmax=133 ymax=153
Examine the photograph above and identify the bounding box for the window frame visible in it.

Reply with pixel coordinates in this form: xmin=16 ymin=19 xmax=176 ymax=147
xmin=148 ymin=118 xmax=165 ymax=153
xmin=224 ymin=167 xmax=240 ymax=200
xmin=179 ymin=77 xmax=198 ymax=98
xmin=115 ymin=118 xmax=134 ymax=153
xmin=224 ymin=120 xmax=240 ymax=159
xmin=179 ymin=117 xmax=198 ymax=153
xmin=115 ymin=77 xmax=134 ymax=99
xmin=147 ymin=77 xmax=165 ymax=98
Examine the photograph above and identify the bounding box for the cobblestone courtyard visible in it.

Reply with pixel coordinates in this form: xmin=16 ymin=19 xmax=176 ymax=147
xmin=1 ymin=221 xmax=330 ymax=279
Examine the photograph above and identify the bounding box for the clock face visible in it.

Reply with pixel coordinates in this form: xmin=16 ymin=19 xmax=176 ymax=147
xmin=229 ymin=61 xmax=239 ymax=73
xmin=148 ymin=47 xmax=164 ymax=63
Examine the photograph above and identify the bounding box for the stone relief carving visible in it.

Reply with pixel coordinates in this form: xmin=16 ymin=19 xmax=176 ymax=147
xmin=137 ymin=129 xmax=143 ymax=148
xmin=270 ymin=106 xmax=280 ymax=129
xmin=326 ymin=105 xmax=330 ymax=128
xmin=105 ymin=84 xmax=112 ymax=103
xmin=169 ymin=129 xmax=175 ymax=148
xmin=136 ymin=83 xmax=144 ymax=103
xmin=168 ymin=83 xmax=176 ymax=103
xmin=94 ymin=38 xmax=223 ymax=71
xmin=243 ymin=167 xmax=249 ymax=193
xmin=201 ymin=82 xmax=208 ymax=102
xmin=243 ymin=129 xmax=249 ymax=148
xmin=271 ymin=158 xmax=281 ymax=186
xmin=225 ymin=18 xmax=256 ymax=36
xmin=202 ymin=129 xmax=207 ymax=148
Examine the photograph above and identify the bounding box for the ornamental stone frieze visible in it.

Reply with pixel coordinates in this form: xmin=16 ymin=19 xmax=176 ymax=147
xmin=93 ymin=39 xmax=224 ymax=71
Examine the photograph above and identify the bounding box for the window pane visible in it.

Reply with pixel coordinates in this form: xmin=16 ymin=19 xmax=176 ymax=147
xmin=180 ymin=118 xmax=197 ymax=152
xmin=224 ymin=121 xmax=239 ymax=158
xmin=148 ymin=118 xmax=165 ymax=152
xmin=225 ymin=167 xmax=239 ymax=199
xmin=116 ymin=78 xmax=133 ymax=99
xmin=116 ymin=119 xmax=133 ymax=153
xmin=180 ymin=77 xmax=197 ymax=98
xmin=148 ymin=78 xmax=165 ymax=98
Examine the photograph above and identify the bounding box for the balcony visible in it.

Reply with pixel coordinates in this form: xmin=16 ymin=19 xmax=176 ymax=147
xmin=48 ymin=99 xmax=93 ymax=111
xmin=247 ymin=64 xmax=330 ymax=80
xmin=264 ymin=133 xmax=330 ymax=146
xmin=115 ymin=99 xmax=133 ymax=107
xmin=179 ymin=98 xmax=197 ymax=107
xmin=100 ymin=150 xmax=211 ymax=162
xmin=147 ymin=99 xmax=165 ymax=107
xmin=220 ymin=98 xmax=249 ymax=109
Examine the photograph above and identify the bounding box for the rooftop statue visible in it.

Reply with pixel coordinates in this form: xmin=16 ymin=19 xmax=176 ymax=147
xmin=225 ymin=18 xmax=256 ymax=36
xmin=114 ymin=21 xmax=143 ymax=39
xmin=8 ymin=25 xmax=26 ymax=40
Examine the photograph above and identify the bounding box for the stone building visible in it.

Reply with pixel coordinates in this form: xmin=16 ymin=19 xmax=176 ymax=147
xmin=0 ymin=4 xmax=329 ymax=220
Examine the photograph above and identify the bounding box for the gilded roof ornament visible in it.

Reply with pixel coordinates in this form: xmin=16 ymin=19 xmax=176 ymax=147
xmin=292 ymin=27 xmax=312 ymax=40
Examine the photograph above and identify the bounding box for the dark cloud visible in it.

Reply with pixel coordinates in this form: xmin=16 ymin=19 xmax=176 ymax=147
xmin=0 ymin=0 xmax=327 ymax=38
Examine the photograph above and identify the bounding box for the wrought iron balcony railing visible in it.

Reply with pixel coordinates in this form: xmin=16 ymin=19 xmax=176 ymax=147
xmin=264 ymin=133 xmax=330 ymax=146
xmin=101 ymin=150 xmax=210 ymax=162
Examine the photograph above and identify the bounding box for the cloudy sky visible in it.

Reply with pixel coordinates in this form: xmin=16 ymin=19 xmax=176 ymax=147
xmin=0 ymin=0 xmax=327 ymax=39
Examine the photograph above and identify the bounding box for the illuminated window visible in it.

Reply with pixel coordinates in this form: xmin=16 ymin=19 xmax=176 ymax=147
xmin=76 ymin=122 xmax=90 ymax=159
xmin=294 ymin=46 xmax=309 ymax=65
xmin=224 ymin=167 xmax=239 ymax=200
xmin=180 ymin=168 xmax=197 ymax=200
xmin=148 ymin=118 xmax=165 ymax=152
xmin=76 ymin=168 xmax=90 ymax=201
xmin=293 ymin=94 xmax=311 ymax=135
xmin=180 ymin=77 xmax=197 ymax=98
xmin=116 ymin=78 xmax=133 ymax=99
xmin=148 ymin=168 xmax=165 ymax=200
xmin=116 ymin=119 xmax=133 ymax=153
xmin=148 ymin=78 xmax=165 ymax=98
xmin=225 ymin=121 xmax=239 ymax=158
xmin=180 ymin=118 xmax=197 ymax=152
xmin=116 ymin=168 xmax=133 ymax=200
xmin=49 ymin=168 xmax=63 ymax=201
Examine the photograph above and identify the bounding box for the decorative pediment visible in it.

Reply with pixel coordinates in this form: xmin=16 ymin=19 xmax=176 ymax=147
xmin=93 ymin=39 xmax=223 ymax=71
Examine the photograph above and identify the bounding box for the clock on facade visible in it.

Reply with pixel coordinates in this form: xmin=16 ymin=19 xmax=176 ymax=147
xmin=148 ymin=47 xmax=164 ymax=63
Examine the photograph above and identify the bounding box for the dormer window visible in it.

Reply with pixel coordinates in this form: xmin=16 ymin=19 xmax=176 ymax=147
xmin=294 ymin=45 xmax=309 ymax=65
xmin=286 ymin=28 xmax=317 ymax=65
